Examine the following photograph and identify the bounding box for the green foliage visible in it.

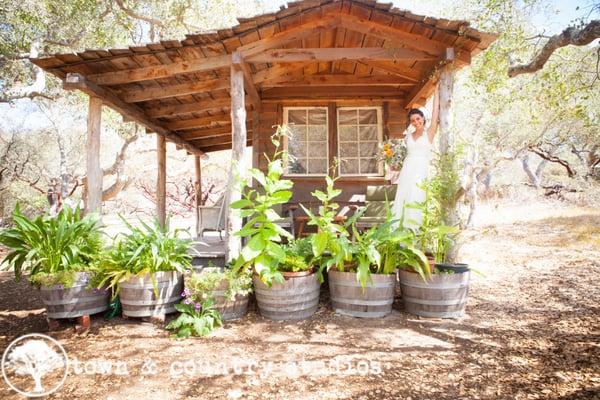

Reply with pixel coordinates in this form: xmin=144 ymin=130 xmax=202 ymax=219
xmin=0 ymin=204 xmax=103 ymax=287
xmin=165 ymin=298 xmax=222 ymax=339
xmin=300 ymin=167 xmax=353 ymax=281
xmin=185 ymin=268 xmax=252 ymax=302
xmin=231 ymin=126 xmax=294 ymax=285
xmin=348 ymin=216 xmax=430 ymax=288
xmin=92 ymin=216 xmax=192 ymax=298
xmin=410 ymin=153 xmax=462 ymax=264
xmin=279 ymin=237 xmax=314 ymax=273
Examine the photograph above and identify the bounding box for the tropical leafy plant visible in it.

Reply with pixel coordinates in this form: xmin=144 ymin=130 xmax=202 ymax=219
xmin=165 ymin=298 xmax=222 ymax=339
xmin=185 ymin=268 xmax=252 ymax=302
xmin=348 ymin=215 xmax=430 ymax=288
xmin=279 ymin=237 xmax=314 ymax=273
xmin=300 ymin=168 xmax=353 ymax=280
xmin=231 ymin=126 xmax=294 ymax=285
xmin=0 ymin=204 xmax=103 ymax=287
xmin=92 ymin=216 xmax=193 ymax=298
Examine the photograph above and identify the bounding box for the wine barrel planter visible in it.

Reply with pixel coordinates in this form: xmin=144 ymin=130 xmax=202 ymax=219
xmin=210 ymin=279 xmax=249 ymax=321
xmin=328 ymin=270 xmax=396 ymax=318
xmin=399 ymin=269 xmax=470 ymax=318
xmin=253 ymin=270 xmax=320 ymax=321
xmin=120 ymin=271 xmax=183 ymax=317
xmin=40 ymin=272 xmax=110 ymax=319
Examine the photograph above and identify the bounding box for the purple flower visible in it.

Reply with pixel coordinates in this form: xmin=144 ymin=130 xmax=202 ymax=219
xmin=194 ymin=303 xmax=201 ymax=310
xmin=183 ymin=298 xmax=191 ymax=305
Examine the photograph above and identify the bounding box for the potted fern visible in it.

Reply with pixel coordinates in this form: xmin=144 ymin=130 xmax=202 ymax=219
xmin=183 ymin=267 xmax=252 ymax=321
xmin=0 ymin=205 xmax=110 ymax=320
xmin=231 ymin=127 xmax=320 ymax=321
xmin=93 ymin=217 xmax=193 ymax=319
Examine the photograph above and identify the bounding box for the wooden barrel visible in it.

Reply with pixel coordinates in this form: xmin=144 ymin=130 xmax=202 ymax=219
xmin=253 ymin=271 xmax=320 ymax=321
xmin=120 ymin=271 xmax=183 ymax=317
xmin=211 ymin=279 xmax=249 ymax=321
xmin=40 ymin=272 xmax=110 ymax=319
xmin=399 ymin=270 xmax=470 ymax=318
xmin=328 ymin=270 xmax=395 ymax=318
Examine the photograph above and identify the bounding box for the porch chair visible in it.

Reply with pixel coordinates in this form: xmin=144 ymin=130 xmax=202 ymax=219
xmin=354 ymin=185 xmax=397 ymax=230
xmin=197 ymin=191 xmax=229 ymax=239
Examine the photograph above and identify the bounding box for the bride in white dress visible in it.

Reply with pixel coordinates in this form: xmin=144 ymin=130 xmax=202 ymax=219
xmin=391 ymin=89 xmax=440 ymax=228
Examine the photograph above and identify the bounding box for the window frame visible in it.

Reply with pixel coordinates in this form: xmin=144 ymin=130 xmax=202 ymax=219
xmin=336 ymin=106 xmax=384 ymax=177
xmin=282 ymin=106 xmax=330 ymax=177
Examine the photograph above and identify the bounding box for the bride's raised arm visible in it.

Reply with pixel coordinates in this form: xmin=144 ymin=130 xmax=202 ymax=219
xmin=427 ymin=87 xmax=440 ymax=144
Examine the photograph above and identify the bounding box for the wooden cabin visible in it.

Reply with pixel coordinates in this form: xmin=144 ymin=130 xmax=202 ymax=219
xmin=31 ymin=0 xmax=496 ymax=258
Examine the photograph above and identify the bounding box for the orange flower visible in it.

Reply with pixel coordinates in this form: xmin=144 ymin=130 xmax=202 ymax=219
xmin=383 ymin=143 xmax=390 ymax=151
xmin=385 ymin=149 xmax=393 ymax=157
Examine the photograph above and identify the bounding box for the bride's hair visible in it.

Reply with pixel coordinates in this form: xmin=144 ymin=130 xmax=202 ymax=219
xmin=408 ymin=108 xmax=426 ymax=124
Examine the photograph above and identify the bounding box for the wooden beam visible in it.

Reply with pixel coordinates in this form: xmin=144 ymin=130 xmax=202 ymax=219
xmin=232 ymin=51 xmax=261 ymax=111
xmin=359 ymin=60 xmax=422 ymax=82
xmin=252 ymin=109 xmax=260 ymax=169
xmin=64 ymin=73 xmax=203 ymax=156
xmin=237 ymin=15 xmax=338 ymax=58
xmin=87 ymin=54 xmax=231 ymax=86
xmin=121 ymin=77 xmax=229 ymax=103
xmin=194 ymin=155 xmax=201 ymax=237
xmin=261 ymin=86 xmax=409 ymax=100
xmin=199 ymin=140 xmax=252 ymax=153
xmin=192 ymin=135 xmax=238 ymax=147
xmin=157 ymin=134 xmax=167 ymax=228
xmin=438 ymin=60 xmax=455 ymax=154
xmin=406 ymin=51 xmax=454 ymax=108
xmin=145 ymin=97 xmax=250 ymax=118
xmin=180 ymin=123 xmax=252 ymax=141
xmin=262 ymin=74 xmax=417 ymax=87
xmin=165 ymin=114 xmax=232 ymax=131
xmin=247 ymin=47 xmax=435 ymax=64
xmin=86 ymin=96 xmax=102 ymax=215
xmin=337 ymin=14 xmax=471 ymax=65
xmin=227 ymin=55 xmax=247 ymax=261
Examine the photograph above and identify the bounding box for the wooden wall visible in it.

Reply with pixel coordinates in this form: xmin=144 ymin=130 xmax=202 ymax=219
xmin=252 ymin=100 xmax=407 ymax=208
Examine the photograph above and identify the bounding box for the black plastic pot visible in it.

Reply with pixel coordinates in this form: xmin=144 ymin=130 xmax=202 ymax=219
xmin=434 ymin=263 xmax=470 ymax=274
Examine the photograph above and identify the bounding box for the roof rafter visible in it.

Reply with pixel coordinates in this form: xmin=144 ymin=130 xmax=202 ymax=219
xmin=63 ymin=73 xmax=203 ymax=156
xmin=246 ymin=47 xmax=436 ymax=63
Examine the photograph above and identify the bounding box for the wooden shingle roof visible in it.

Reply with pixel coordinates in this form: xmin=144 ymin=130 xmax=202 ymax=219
xmin=31 ymin=0 xmax=497 ymax=155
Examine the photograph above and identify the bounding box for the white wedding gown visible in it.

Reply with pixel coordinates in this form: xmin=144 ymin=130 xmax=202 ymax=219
xmin=391 ymin=132 xmax=432 ymax=228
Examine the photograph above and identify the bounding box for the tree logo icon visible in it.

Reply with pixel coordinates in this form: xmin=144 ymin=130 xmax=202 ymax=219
xmin=2 ymin=333 xmax=68 ymax=397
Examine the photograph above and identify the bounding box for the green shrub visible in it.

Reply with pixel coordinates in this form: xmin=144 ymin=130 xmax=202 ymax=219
xmin=0 ymin=204 xmax=103 ymax=288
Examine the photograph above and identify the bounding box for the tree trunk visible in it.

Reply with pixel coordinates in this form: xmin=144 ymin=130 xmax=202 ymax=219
xmin=86 ymin=96 xmax=103 ymax=215
xmin=156 ymin=135 xmax=166 ymax=228
xmin=227 ymin=51 xmax=247 ymax=261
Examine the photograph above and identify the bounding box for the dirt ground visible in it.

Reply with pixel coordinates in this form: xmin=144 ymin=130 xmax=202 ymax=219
xmin=1 ymin=200 xmax=599 ymax=400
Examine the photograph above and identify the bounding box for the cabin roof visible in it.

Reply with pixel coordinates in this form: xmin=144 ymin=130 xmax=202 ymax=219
xmin=31 ymin=0 xmax=497 ymax=155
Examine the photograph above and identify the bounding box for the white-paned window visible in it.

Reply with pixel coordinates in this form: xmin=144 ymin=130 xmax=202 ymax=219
xmin=283 ymin=107 xmax=329 ymax=176
xmin=337 ymin=107 xmax=383 ymax=176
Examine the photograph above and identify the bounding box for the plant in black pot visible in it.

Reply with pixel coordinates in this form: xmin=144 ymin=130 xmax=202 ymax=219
xmin=0 ymin=205 xmax=110 ymax=323
xmin=399 ymin=152 xmax=472 ymax=318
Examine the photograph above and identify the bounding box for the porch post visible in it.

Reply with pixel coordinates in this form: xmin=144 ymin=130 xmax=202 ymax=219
xmin=438 ymin=48 xmax=455 ymax=155
xmin=194 ymin=155 xmax=202 ymax=237
xmin=86 ymin=96 xmax=102 ymax=215
xmin=157 ymin=134 xmax=167 ymax=228
xmin=227 ymin=51 xmax=247 ymax=261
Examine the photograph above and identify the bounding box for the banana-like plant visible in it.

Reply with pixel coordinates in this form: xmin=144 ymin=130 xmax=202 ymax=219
xmin=0 ymin=204 xmax=103 ymax=287
xmin=231 ymin=126 xmax=294 ymax=285
xmin=92 ymin=216 xmax=192 ymax=298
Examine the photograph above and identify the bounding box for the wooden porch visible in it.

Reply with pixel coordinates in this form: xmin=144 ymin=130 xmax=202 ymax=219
xmin=31 ymin=0 xmax=496 ymax=260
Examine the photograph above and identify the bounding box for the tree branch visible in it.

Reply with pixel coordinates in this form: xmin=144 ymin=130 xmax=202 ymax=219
xmin=509 ymin=20 xmax=600 ymax=77
xmin=528 ymin=145 xmax=577 ymax=177
xmin=114 ymin=0 xmax=164 ymax=28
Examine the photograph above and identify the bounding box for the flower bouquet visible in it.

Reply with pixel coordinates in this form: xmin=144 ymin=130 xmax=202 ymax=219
xmin=377 ymin=139 xmax=407 ymax=170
